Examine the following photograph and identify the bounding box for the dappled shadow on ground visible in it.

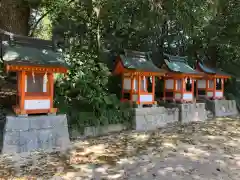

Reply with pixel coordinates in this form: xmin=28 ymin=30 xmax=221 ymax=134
xmin=0 ymin=118 xmax=240 ymax=179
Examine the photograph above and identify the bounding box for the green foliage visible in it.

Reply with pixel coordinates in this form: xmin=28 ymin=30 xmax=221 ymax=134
xmin=54 ymin=47 xmax=133 ymax=131
xmin=37 ymin=0 xmax=240 ymax=129
xmin=6 ymin=0 xmax=240 ymax=129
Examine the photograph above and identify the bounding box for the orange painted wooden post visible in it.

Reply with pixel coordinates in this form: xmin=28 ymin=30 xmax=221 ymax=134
xmin=181 ymin=78 xmax=184 ymax=101
xmin=137 ymin=75 xmax=141 ymax=104
xmin=20 ymin=71 xmax=26 ymax=114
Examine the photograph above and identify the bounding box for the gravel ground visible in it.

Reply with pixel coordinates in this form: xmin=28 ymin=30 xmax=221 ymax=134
xmin=0 ymin=117 xmax=240 ymax=180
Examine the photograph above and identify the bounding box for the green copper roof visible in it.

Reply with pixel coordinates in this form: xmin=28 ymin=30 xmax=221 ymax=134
xmin=120 ymin=50 xmax=164 ymax=72
xmin=197 ymin=60 xmax=231 ymax=77
xmin=163 ymin=53 xmax=201 ymax=74
xmin=0 ymin=30 xmax=67 ymax=68
xmin=2 ymin=43 xmax=67 ymax=67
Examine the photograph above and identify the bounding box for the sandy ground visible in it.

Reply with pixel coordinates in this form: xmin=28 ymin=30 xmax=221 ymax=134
xmin=0 ymin=117 xmax=240 ymax=179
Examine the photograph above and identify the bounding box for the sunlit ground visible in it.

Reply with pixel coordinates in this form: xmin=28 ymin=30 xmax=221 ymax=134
xmin=0 ymin=117 xmax=240 ymax=179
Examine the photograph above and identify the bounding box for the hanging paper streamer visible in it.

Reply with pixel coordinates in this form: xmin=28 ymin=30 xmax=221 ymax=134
xmin=43 ymin=73 xmax=48 ymax=92
xmin=217 ymin=78 xmax=219 ymax=83
xmin=32 ymin=71 xmax=35 ymax=83
xmin=43 ymin=73 xmax=48 ymax=83
xmin=190 ymin=78 xmax=192 ymax=84
xmin=185 ymin=77 xmax=188 ymax=83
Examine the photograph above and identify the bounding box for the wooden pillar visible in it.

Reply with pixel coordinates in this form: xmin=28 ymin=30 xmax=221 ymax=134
xmin=206 ymin=79 xmax=208 ymax=93
xmin=137 ymin=75 xmax=141 ymax=104
xmin=181 ymin=78 xmax=184 ymax=101
xmin=19 ymin=71 xmax=26 ymax=114
xmin=152 ymin=76 xmax=155 ymax=103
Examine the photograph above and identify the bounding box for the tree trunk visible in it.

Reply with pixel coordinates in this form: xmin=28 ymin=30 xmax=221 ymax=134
xmin=0 ymin=0 xmax=30 ymax=35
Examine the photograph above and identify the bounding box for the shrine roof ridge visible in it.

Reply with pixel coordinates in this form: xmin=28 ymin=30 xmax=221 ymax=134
xmin=163 ymin=53 xmax=202 ymax=75
xmin=120 ymin=49 xmax=165 ymax=73
xmin=163 ymin=53 xmax=188 ymax=62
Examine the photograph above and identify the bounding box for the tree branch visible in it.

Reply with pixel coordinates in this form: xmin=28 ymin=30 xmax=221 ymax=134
xmin=29 ymin=0 xmax=75 ymax=37
xmin=29 ymin=9 xmax=52 ymax=37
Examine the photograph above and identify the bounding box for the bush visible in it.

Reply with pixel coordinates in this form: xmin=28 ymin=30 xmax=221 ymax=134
xmin=54 ymin=48 xmax=133 ymax=133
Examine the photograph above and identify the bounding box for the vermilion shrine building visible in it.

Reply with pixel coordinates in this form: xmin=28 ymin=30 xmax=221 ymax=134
xmin=113 ymin=50 xmax=166 ymax=105
xmin=160 ymin=53 xmax=204 ymax=103
xmin=195 ymin=59 xmax=231 ymax=100
xmin=0 ymin=31 xmax=68 ymax=115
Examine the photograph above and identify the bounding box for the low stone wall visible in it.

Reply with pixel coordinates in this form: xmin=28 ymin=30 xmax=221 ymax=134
xmin=83 ymin=124 xmax=126 ymax=137
xmin=177 ymin=103 xmax=207 ymax=123
xmin=206 ymin=100 xmax=238 ymax=117
xmin=134 ymin=107 xmax=179 ymax=131
xmin=2 ymin=114 xmax=70 ymax=154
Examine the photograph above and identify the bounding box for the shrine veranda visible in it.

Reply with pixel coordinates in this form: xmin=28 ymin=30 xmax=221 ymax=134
xmin=0 ymin=30 xmax=238 ymax=154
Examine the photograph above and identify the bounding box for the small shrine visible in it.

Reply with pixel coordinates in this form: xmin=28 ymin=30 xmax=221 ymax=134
xmin=0 ymin=31 xmax=68 ymax=115
xmin=195 ymin=59 xmax=231 ymax=100
xmin=113 ymin=50 xmax=166 ymax=105
xmin=160 ymin=53 xmax=203 ymax=103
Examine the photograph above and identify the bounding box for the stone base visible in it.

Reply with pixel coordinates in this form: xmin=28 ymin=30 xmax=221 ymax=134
xmin=205 ymin=99 xmax=238 ymax=117
xmin=177 ymin=103 xmax=207 ymax=123
xmin=134 ymin=107 xmax=179 ymax=131
xmin=2 ymin=114 xmax=70 ymax=154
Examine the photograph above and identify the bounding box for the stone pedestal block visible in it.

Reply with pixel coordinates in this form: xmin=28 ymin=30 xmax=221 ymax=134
xmin=178 ymin=103 xmax=207 ymax=123
xmin=165 ymin=108 xmax=179 ymax=124
xmin=2 ymin=114 xmax=70 ymax=154
xmin=134 ymin=107 xmax=178 ymax=131
xmin=206 ymin=100 xmax=238 ymax=117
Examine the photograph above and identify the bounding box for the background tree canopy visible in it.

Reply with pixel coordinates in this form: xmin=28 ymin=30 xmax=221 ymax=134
xmin=1 ymin=0 xmax=240 ymax=130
